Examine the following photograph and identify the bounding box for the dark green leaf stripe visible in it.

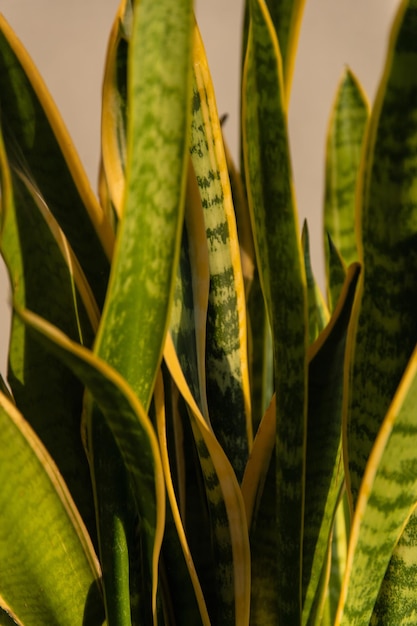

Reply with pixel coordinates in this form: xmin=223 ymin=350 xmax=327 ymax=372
xmin=336 ymin=342 xmax=417 ymax=625
xmin=344 ymin=0 xmax=417 ymax=507
xmin=94 ymin=0 xmax=194 ymax=411
xmin=0 ymin=16 xmax=113 ymax=308
xmin=0 ymin=391 xmax=104 ymax=625
xmin=302 ymin=264 xmax=360 ymax=626
xmin=372 ymin=506 xmax=417 ymax=624
xmin=242 ymin=0 xmax=308 ymax=621
xmin=191 ymin=26 xmax=252 ymax=482
xmin=324 ymin=68 xmax=368 ymax=276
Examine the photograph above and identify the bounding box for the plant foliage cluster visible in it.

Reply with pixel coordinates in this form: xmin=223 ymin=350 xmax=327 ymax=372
xmin=1 ymin=0 xmax=417 ymax=624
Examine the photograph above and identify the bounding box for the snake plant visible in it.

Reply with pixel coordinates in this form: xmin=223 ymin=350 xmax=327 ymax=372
xmin=0 ymin=0 xmax=417 ymax=624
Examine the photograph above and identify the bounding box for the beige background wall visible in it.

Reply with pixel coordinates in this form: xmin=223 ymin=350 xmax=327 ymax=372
xmin=0 ymin=0 xmax=402 ymax=374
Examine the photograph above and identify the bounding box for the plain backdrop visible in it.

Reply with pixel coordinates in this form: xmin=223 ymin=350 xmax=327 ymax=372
xmin=0 ymin=0 xmax=402 ymax=375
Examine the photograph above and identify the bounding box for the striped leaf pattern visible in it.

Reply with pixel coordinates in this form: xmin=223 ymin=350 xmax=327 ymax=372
xmin=94 ymin=0 xmax=194 ymax=411
xmin=302 ymin=264 xmax=360 ymax=626
xmin=344 ymin=0 xmax=417 ymax=508
xmin=242 ymin=0 xmax=308 ymax=620
xmin=324 ymin=69 xmax=369 ymax=275
xmin=336 ymin=341 xmax=417 ymax=625
xmin=190 ymin=25 xmax=252 ymax=481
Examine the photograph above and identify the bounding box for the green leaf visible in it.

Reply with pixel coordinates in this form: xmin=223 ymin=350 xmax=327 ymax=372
xmin=154 ymin=370 xmax=211 ymax=626
xmin=101 ymin=0 xmax=131 ymax=220
xmin=263 ymin=0 xmax=306 ymax=96
xmin=324 ymin=68 xmax=369 ymax=275
xmin=325 ymin=234 xmax=347 ymax=314
xmin=0 ymin=16 xmax=113 ymax=308
xmin=94 ymin=0 xmax=194 ymax=411
xmin=241 ymin=397 xmax=277 ymax=625
xmin=165 ymin=335 xmax=251 ymax=626
xmin=302 ymin=264 xmax=360 ymax=626
xmin=0 ymin=391 xmax=104 ymax=626
xmin=190 ymin=25 xmax=252 ymax=481
xmin=336 ymin=340 xmax=417 ymax=625
xmin=302 ymin=221 xmax=329 ymax=344
xmin=169 ymin=162 xmax=210 ymax=421
xmin=17 ymin=306 xmax=166 ymax=626
xmin=0 ymin=123 xmax=98 ymax=546
xmin=242 ymin=0 xmax=308 ymax=620
xmin=371 ymin=506 xmax=417 ymax=624
xmin=344 ymin=0 xmax=417 ymax=507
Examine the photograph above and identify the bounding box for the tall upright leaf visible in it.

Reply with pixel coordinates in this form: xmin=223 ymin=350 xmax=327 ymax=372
xmin=324 ymin=69 xmax=369 ymax=275
xmin=190 ymin=25 xmax=252 ymax=481
xmin=242 ymin=0 xmax=308 ymax=621
xmin=94 ymin=0 xmax=194 ymax=410
xmin=344 ymin=0 xmax=417 ymax=508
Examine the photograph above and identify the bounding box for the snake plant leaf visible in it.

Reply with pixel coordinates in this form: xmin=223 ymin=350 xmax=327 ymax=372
xmin=324 ymin=69 xmax=369 ymax=277
xmin=86 ymin=405 xmax=144 ymax=626
xmin=16 ymin=306 xmax=166 ymax=626
xmin=222 ymin=138 xmax=255 ymax=299
xmin=169 ymin=161 xmax=210 ymax=421
xmin=321 ymin=493 xmax=350 ymax=626
xmin=264 ymin=0 xmax=306 ymax=97
xmin=154 ymin=370 xmax=211 ymax=626
xmin=302 ymin=263 xmax=360 ymax=626
xmin=190 ymin=24 xmax=252 ymax=481
xmin=241 ymin=396 xmax=277 ymax=625
xmin=371 ymin=505 xmax=417 ymax=624
xmin=0 ymin=605 xmax=22 ymax=626
xmin=336 ymin=339 xmax=417 ymax=625
xmin=247 ymin=271 xmax=274 ymax=433
xmin=94 ymin=0 xmax=193 ymax=413
xmin=242 ymin=0 xmax=308 ymax=620
xmin=0 ymin=127 xmax=99 ymax=545
xmin=164 ymin=334 xmax=251 ymax=626
xmin=0 ymin=390 xmax=104 ymax=626
xmin=0 ymin=16 xmax=113 ymax=308
xmin=344 ymin=0 xmax=417 ymax=508
xmin=101 ymin=0 xmax=131 ymax=219
xmin=302 ymin=221 xmax=330 ymax=344
xmin=325 ymin=234 xmax=347 ymax=314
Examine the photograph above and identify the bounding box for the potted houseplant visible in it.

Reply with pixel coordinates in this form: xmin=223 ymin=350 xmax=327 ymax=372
xmin=1 ymin=0 xmax=417 ymax=624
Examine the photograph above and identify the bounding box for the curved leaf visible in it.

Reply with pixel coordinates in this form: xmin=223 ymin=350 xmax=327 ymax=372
xmin=164 ymin=334 xmax=251 ymax=626
xmin=0 ymin=391 xmax=104 ymax=626
xmin=336 ymin=339 xmax=417 ymax=625
xmin=17 ymin=306 xmax=166 ymax=626
xmin=0 ymin=121 xmax=98 ymax=545
xmin=344 ymin=0 xmax=417 ymax=508
xmin=0 ymin=15 xmax=113 ymax=308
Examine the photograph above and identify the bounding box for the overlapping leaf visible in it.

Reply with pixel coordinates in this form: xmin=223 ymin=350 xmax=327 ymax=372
xmin=242 ymin=0 xmax=308 ymax=620
xmin=0 ymin=390 xmax=104 ymax=625
xmin=344 ymin=0 xmax=417 ymax=508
